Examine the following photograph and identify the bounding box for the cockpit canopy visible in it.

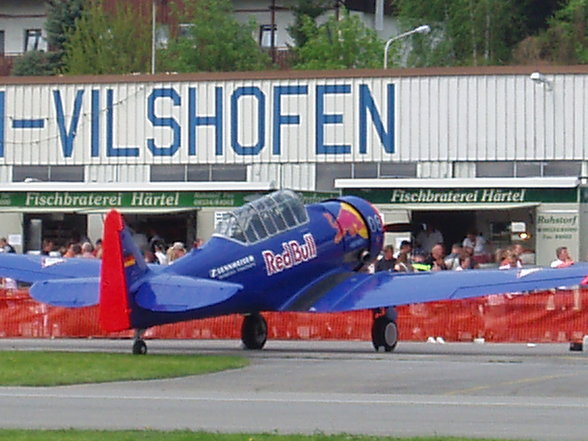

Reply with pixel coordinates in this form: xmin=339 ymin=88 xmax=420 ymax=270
xmin=214 ymin=190 xmax=309 ymax=244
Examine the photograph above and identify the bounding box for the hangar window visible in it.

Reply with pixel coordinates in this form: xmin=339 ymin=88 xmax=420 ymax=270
xmin=515 ymin=162 xmax=542 ymax=177
xmin=316 ymin=164 xmax=352 ymax=192
xmin=151 ymin=165 xmax=185 ymax=181
xmin=150 ymin=165 xmax=247 ymax=182
xmin=211 ymin=165 xmax=246 ymax=181
xmin=543 ymin=161 xmax=581 ymax=177
xmin=13 ymin=166 xmax=83 ymax=182
xmin=476 ymin=161 xmax=581 ymax=178
xmin=476 ymin=161 xmax=515 ymax=177
xmin=379 ymin=162 xmax=417 ymax=178
xmin=187 ymin=165 xmax=210 ymax=181
xmin=13 ymin=166 xmax=48 ymax=182
xmin=353 ymin=162 xmax=378 ymax=178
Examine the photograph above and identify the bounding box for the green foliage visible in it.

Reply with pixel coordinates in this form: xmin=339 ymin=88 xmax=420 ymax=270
xmin=45 ymin=0 xmax=84 ymax=51
xmin=543 ymin=0 xmax=588 ymax=63
xmin=158 ymin=0 xmax=271 ymax=73
xmin=11 ymin=51 xmax=56 ymax=76
xmin=513 ymin=0 xmax=588 ymax=64
xmin=396 ymin=0 xmax=528 ymax=66
xmin=293 ymin=11 xmax=384 ymax=70
xmin=10 ymin=0 xmax=84 ymax=75
xmin=61 ymin=0 xmax=151 ymax=75
xmin=287 ymin=0 xmax=331 ymax=48
xmin=0 ymin=351 xmax=247 ymax=386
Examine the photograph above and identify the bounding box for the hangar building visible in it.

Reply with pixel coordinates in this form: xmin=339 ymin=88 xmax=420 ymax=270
xmin=0 ymin=66 xmax=587 ymax=265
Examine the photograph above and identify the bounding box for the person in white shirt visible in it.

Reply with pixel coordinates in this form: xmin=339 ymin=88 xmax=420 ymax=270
xmin=550 ymin=246 xmax=574 ymax=268
xmin=416 ymin=224 xmax=443 ymax=253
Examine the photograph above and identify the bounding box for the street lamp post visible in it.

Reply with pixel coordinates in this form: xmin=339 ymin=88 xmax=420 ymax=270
xmin=151 ymin=0 xmax=156 ymax=74
xmin=383 ymin=25 xmax=430 ymax=69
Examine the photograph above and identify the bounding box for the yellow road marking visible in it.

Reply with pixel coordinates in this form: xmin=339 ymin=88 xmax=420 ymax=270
xmin=444 ymin=373 xmax=581 ymax=396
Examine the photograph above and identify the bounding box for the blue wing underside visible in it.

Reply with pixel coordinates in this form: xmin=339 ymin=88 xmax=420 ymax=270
xmin=292 ymin=263 xmax=588 ymax=313
xmin=0 ymin=253 xmax=100 ymax=282
xmin=2 ymin=253 xmax=587 ymax=315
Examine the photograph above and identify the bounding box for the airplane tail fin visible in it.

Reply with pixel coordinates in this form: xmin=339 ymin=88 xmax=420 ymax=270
xmin=99 ymin=210 xmax=149 ymax=332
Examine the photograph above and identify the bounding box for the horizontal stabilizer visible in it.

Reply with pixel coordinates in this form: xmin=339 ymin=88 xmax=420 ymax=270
xmin=135 ymin=274 xmax=243 ymax=312
xmin=30 ymin=277 xmax=99 ymax=308
xmin=0 ymin=254 xmax=100 ymax=284
xmin=310 ymin=263 xmax=588 ymax=313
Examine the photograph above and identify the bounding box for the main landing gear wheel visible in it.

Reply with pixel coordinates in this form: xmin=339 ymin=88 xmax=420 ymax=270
xmin=132 ymin=329 xmax=148 ymax=355
xmin=371 ymin=315 xmax=398 ymax=353
xmin=241 ymin=313 xmax=268 ymax=350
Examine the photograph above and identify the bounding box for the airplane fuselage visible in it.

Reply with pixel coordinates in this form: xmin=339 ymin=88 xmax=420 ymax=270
xmin=129 ymin=197 xmax=384 ymax=329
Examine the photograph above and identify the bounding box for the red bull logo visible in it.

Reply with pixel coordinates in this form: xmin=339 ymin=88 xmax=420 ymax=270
xmin=324 ymin=202 xmax=369 ymax=244
xmin=262 ymin=233 xmax=317 ymax=276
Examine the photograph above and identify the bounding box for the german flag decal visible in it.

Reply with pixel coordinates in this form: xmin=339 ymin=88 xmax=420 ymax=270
xmin=123 ymin=255 xmax=136 ymax=268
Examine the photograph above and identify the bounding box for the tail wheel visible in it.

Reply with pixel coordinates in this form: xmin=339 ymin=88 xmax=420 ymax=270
xmin=241 ymin=313 xmax=268 ymax=350
xmin=371 ymin=315 xmax=398 ymax=353
xmin=132 ymin=339 xmax=147 ymax=355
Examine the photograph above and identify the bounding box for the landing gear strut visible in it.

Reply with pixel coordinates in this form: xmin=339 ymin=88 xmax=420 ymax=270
xmin=241 ymin=313 xmax=268 ymax=350
xmin=371 ymin=308 xmax=398 ymax=353
xmin=132 ymin=329 xmax=147 ymax=355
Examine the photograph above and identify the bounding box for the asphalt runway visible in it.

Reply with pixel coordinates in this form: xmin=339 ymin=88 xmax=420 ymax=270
xmin=1 ymin=338 xmax=588 ymax=440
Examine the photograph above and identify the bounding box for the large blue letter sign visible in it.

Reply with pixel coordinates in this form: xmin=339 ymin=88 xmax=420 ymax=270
xmin=359 ymin=84 xmax=395 ymax=154
xmin=188 ymin=87 xmax=223 ymax=156
xmin=272 ymin=85 xmax=307 ymax=155
xmin=147 ymin=88 xmax=181 ymax=157
xmin=53 ymin=89 xmax=84 ymax=158
xmin=316 ymin=85 xmax=351 ymax=154
xmin=231 ymin=87 xmax=265 ymax=156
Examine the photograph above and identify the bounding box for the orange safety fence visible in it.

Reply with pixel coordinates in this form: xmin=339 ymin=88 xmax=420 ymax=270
xmin=1 ymin=288 xmax=588 ymax=343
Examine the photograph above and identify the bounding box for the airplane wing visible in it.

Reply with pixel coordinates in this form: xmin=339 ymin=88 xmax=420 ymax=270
xmin=303 ymin=263 xmax=588 ymax=313
xmin=26 ymin=271 xmax=242 ymax=312
xmin=134 ymin=274 xmax=244 ymax=312
xmin=0 ymin=253 xmax=100 ymax=283
xmin=30 ymin=277 xmax=100 ymax=307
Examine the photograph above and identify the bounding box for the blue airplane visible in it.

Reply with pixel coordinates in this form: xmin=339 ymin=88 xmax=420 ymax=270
xmin=1 ymin=189 xmax=587 ymax=354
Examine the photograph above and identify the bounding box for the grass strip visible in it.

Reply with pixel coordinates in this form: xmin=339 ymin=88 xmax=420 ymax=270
xmin=0 ymin=351 xmax=248 ymax=386
xmin=0 ymin=431 xmax=535 ymax=441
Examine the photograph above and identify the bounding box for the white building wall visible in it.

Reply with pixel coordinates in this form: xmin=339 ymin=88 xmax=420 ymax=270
xmin=0 ymin=0 xmax=47 ymax=55
xmin=0 ymin=68 xmax=587 ymax=188
xmin=0 ymin=165 xmax=11 ymax=181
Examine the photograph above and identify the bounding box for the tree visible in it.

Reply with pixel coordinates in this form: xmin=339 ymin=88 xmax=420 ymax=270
xmin=292 ymin=11 xmax=384 ymax=70
xmin=396 ymin=0 xmax=530 ymax=66
xmin=12 ymin=0 xmax=83 ymax=76
xmin=158 ymin=0 xmax=271 ymax=73
xmin=45 ymin=0 xmax=84 ymax=57
xmin=11 ymin=51 xmax=56 ymax=76
xmin=287 ymin=0 xmax=331 ymax=48
xmin=513 ymin=0 xmax=588 ymax=64
xmin=61 ymin=0 xmax=151 ymax=75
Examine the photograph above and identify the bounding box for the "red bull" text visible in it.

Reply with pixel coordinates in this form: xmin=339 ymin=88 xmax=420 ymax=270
xmin=262 ymin=234 xmax=317 ymax=276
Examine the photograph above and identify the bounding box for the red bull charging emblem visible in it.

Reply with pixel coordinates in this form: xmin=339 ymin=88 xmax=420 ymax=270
xmin=324 ymin=203 xmax=369 ymax=244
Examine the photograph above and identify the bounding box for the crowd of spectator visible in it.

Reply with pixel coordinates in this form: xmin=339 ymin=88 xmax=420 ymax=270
xmin=0 ymin=231 xmax=202 ymax=268
xmin=371 ymin=227 xmax=564 ymax=274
